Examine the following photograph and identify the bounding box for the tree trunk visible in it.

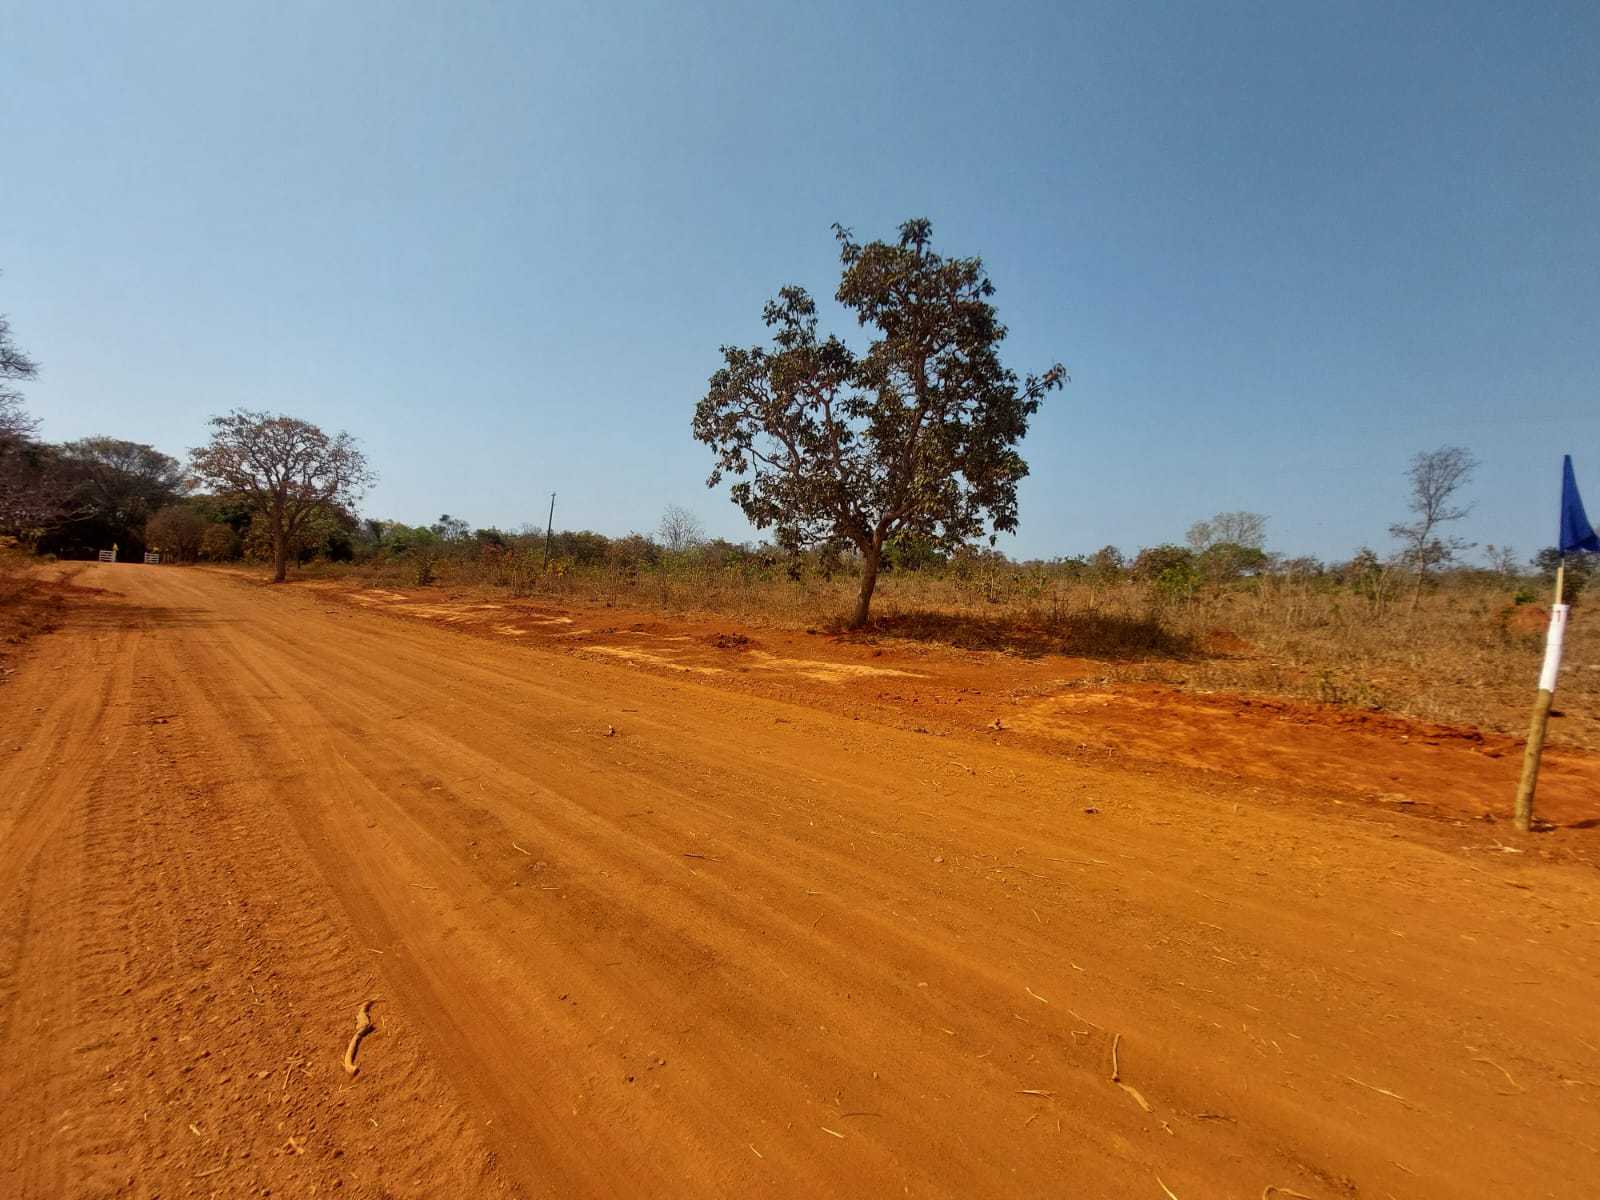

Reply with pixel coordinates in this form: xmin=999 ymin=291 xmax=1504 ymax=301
xmin=849 ymin=542 xmax=882 ymax=629
xmin=272 ymin=517 xmax=289 ymax=583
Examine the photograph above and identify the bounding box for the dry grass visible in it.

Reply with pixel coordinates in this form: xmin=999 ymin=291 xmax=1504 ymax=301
xmin=1107 ymin=577 xmax=1600 ymax=751
xmin=301 ymin=552 xmax=1599 ymax=750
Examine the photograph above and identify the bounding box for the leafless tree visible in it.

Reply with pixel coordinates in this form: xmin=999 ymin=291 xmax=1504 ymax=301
xmin=1389 ymin=445 xmax=1478 ymax=606
xmin=0 ymin=268 xmax=39 ymax=435
xmin=1185 ymin=510 xmax=1267 ymax=551
xmin=0 ymin=393 xmax=35 ymax=444
xmin=657 ymin=503 xmax=705 ymax=553
xmin=1483 ymin=543 xmax=1518 ymax=576
xmin=0 ymin=303 xmax=39 ymax=422
xmin=1 ymin=284 xmax=40 ymax=443
xmin=0 ymin=282 xmax=74 ymax=542
xmin=190 ymin=410 xmax=374 ymax=582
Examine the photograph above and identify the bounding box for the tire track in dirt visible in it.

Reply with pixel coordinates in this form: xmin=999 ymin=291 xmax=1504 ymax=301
xmin=225 ymin=590 xmax=1600 ymax=1196
xmin=0 ymin=611 xmax=145 ymax=1196
xmin=0 ymin=577 xmax=519 ymax=1198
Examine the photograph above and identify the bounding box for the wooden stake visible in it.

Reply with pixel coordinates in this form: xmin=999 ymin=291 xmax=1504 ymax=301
xmin=1514 ymin=561 xmax=1565 ymax=832
xmin=544 ymin=492 xmax=556 ymax=570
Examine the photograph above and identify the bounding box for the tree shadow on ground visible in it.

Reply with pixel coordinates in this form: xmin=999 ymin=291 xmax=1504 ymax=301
xmin=831 ymin=607 xmax=1201 ymax=662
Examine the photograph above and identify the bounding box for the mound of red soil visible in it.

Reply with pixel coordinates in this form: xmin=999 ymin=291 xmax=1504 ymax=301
xmin=1499 ymin=603 xmax=1550 ymax=636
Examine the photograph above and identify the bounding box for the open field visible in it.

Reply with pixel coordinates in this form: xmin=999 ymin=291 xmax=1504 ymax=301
xmin=2 ymin=562 xmax=1598 ymax=1198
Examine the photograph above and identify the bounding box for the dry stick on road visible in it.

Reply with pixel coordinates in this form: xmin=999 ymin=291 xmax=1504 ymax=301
xmin=1339 ymin=1074 xmax=1416 ymax=1109
xmin=1469 ymin=1055 xmax=1525 ymax=1094
xmin=343 ymin=1000 xmax=376 ymax=1076
xmin=1111 ymin=1032 xmax=1154 ymax=1112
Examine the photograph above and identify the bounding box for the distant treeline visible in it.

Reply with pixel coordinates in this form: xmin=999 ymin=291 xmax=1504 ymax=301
xmin=290 ymin=510 xmax=1587 ymax=603
xmin=1 ymin=426 xmax=1585 ymax=606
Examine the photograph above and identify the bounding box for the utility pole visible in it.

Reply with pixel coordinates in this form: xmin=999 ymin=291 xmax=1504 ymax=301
xmin=544 ymin=492 xmax=556 ymax=569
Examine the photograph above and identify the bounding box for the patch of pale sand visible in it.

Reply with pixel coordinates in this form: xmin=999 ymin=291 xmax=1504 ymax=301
xmin=582 ymin=646 xmax=725 ymax=675
xmin=1013 ymin=692 xmax=1121 ymax=720
xmin=1004 ymin=693 xmax=1120 ymax=738
xmin=399 ymin=604 xmax=480 ymax=622
xmin=494 ymin=625 xmax=528 ymax=637
xmin=742 ymin=650 xmax=923 ymax=684
xmin=360 ymin=589 xmax=410 ymax=601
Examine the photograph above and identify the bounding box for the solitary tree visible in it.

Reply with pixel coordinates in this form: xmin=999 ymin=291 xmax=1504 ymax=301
xmin=693 ymin=219 xmax=1065 ymax=627
xmin=1388 ymin=445 xmax=1477 ymax=606
xmin=1087 ymin=545 xmax=1126 ymax=579
xmin=657 ymin=503 xmax=705 ymax=553
xmin=430 ymin=513 xmax=471 ymax=542
xmin=190 ymin=410 xmax=373 ymax=582
xmin=1186 ymin=511 xmax=1267 ymax=552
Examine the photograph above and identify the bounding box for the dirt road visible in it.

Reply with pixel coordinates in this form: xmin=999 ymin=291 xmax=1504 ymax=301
xmin=1 ymin=564 xmax=1595 ymax=1198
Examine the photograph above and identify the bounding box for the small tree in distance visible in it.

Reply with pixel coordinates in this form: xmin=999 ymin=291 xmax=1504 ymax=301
xmin=190 ymin=410 xmax=374 ymax=583
xmin=1483 ymin=543 xmax=1518 ymax=576
xmin=1186 ymin=511 xmax=1267 ymax=552
xmin=658 ymin=504 xmax=705 ymax=553
xmin=1389 ymin=445 xmax=1477 ymax=607
xmin=693 ymin=219 xmax=1066 ymax=628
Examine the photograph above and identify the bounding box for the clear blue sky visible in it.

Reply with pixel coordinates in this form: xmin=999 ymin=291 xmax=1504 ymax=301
xmin=3 ymin=1 xmax=1597 ymax=563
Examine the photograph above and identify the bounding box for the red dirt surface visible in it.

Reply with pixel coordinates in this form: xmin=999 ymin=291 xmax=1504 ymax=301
xmin=1 ymin=564 xmax=1597 ymax=1198
xmin=325 ymin=580 xmax=1600 ymax=833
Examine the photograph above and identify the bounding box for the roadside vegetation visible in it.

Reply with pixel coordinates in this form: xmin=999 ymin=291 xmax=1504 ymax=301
xmin=281 ymin=512 xmax=1592 ymax=746
xmin=2 ymin=258 xmax=1593 ymax=742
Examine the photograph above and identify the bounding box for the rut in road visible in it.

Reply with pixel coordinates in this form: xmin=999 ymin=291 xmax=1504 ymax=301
xmin=0 ymin=563 xmax=1596 ymax=1199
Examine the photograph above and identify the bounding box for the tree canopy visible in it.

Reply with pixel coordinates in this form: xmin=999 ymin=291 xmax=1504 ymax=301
xmin=693 ymin=218 xmax=1065 ymax=626
xmin=190 ymin=410 xmax=373 ymax=582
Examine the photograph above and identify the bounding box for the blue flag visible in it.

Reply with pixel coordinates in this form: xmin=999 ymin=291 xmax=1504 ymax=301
xmin=1560 ymin=455 xmax=1600 ymax=554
